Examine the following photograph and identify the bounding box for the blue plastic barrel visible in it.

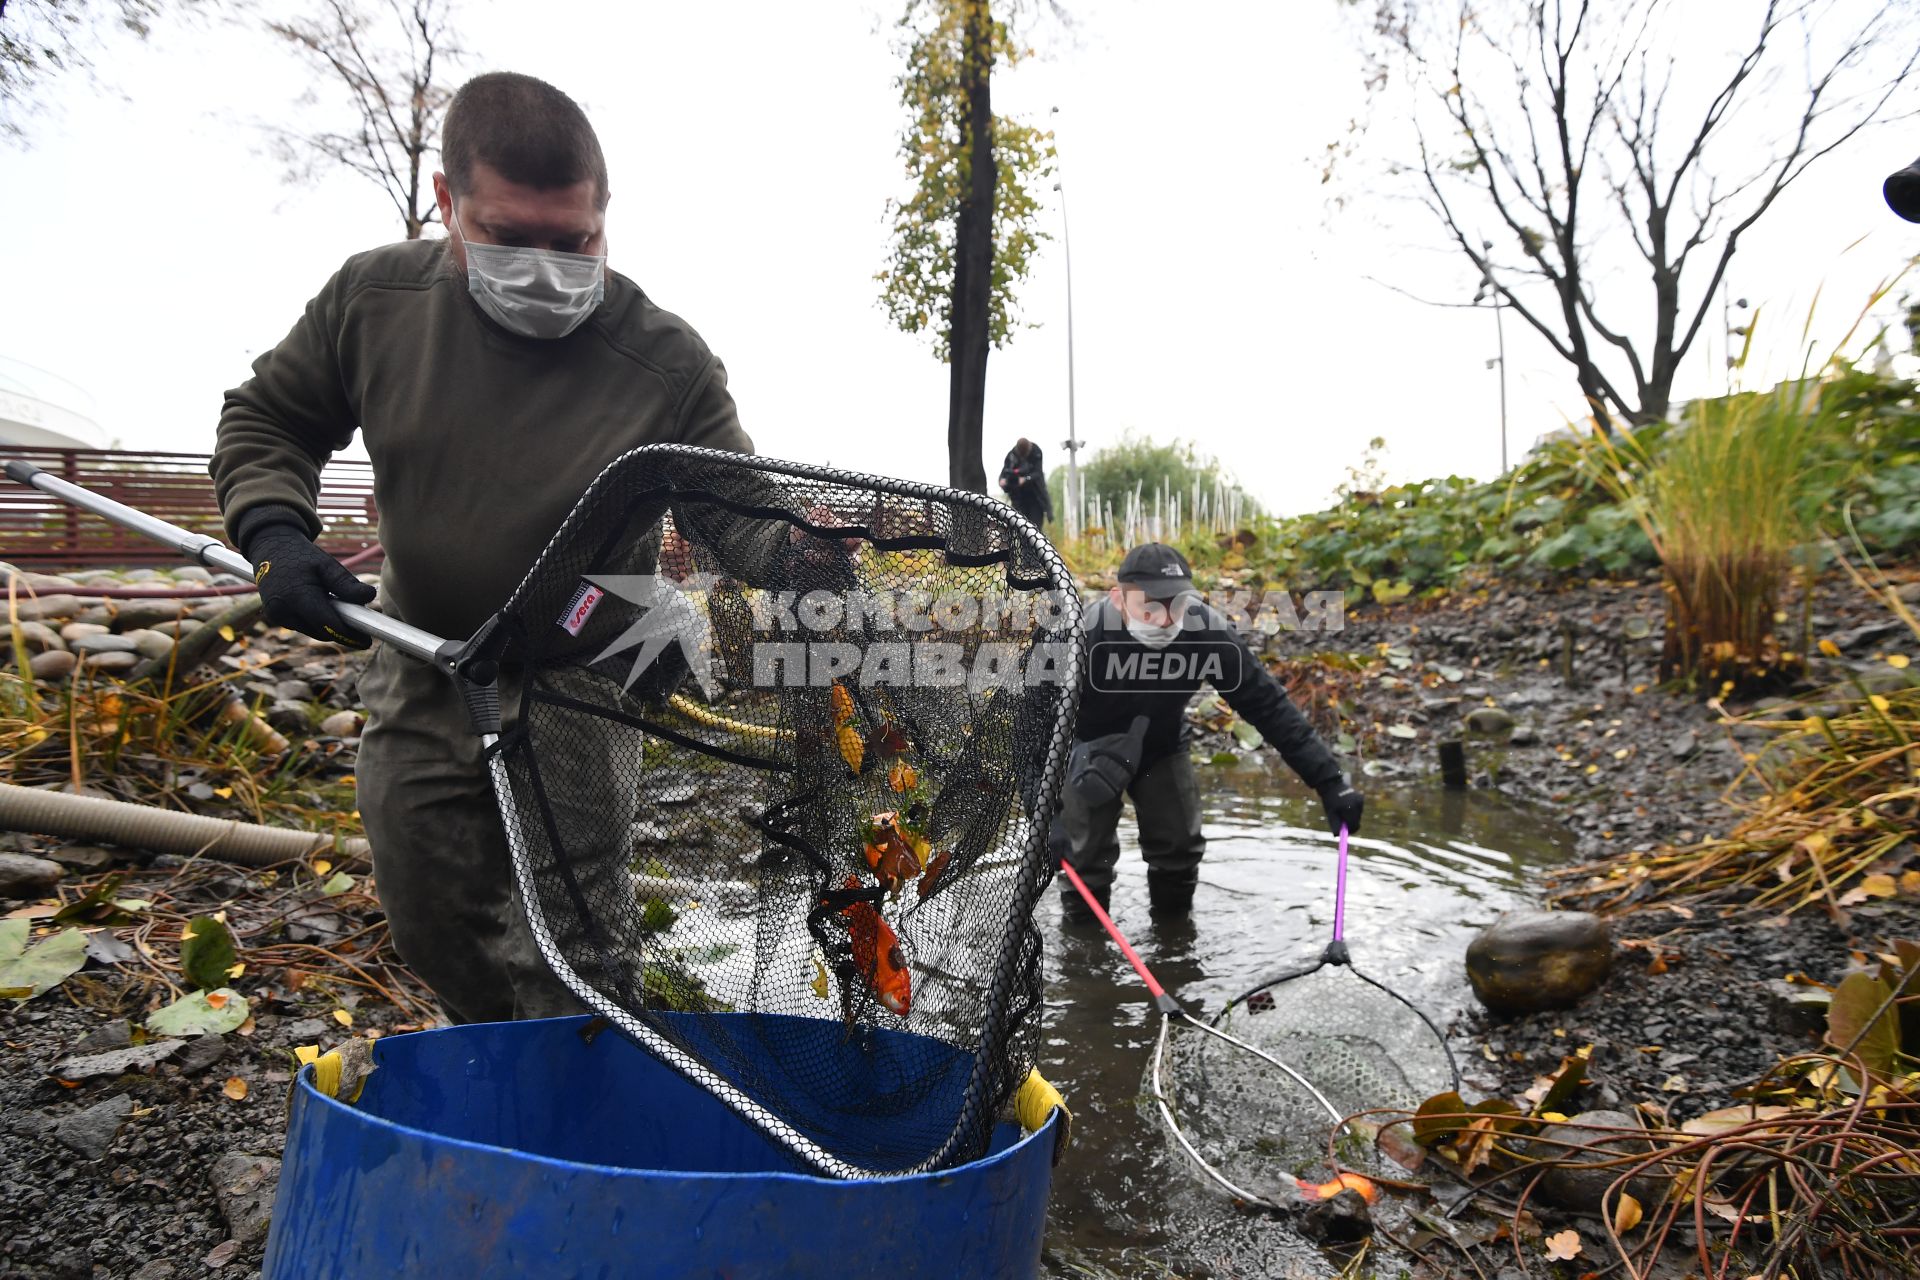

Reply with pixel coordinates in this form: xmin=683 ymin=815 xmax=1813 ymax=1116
xmin=261 ymin=1014 xmax=1058 ymax=1279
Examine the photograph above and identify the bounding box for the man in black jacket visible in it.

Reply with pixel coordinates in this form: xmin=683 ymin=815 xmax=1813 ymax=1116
xmin=998 ymin=438 xmax=1052 ymax=528
xmin=1057 ymin=543 xmax=1363 ymax=922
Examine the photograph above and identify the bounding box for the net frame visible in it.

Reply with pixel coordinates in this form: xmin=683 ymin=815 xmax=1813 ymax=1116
xmin=468 ymin=444 xmax=1083 ymax=1179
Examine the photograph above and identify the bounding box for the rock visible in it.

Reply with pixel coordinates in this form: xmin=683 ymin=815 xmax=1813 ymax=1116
xmin=284 ymin=1017 xmax=332 ymax=1039
xmin=121 ymin=568 xmax=162 ymax=583
xmin=1464 ymin=707 xmax=1516 ymax=736
xmin=113 ymin=600 xmax=192 ymax=631
xmin=53 ymin=1040 xmax=183 ymax=1081
xmin=320 ymin=710 xmax=363 ymax=737
xmin=15 ymin=593 xmax=82 ymax=622
xmin=1832 ymin=619 xmax=1906 ymax=653
xmin=29 ymin=648 xmax=77 ymax=680
xmin=52 ymin=1093 xmax=134 ymax=1160
xmin=1509 ymin=724 xmax=1539 ymax=747
xmin=13 ymin=619 xmax=63 ymax=652
xmin=211 ymin=1152 xmax=281 ymax=1245
xmin=174 ymin=1033 xmax=229 ymax=1075
xmin=69 ymin=632 xmax=138 ymax=655
xmin=266 ymin=700 xmax=315 ymax=735
xmin=72 ymin=605 xmax=115 ymax=628
xmin=122 ymin=628 xmax=177 ymax=661
xmin=1898 ymin=581 xmax=1920 ymax=605
xmin=174 ymin=566 xmax=213 ymax=582
xmin=1298 ymin=1187 xmax=1373 ymax=1244
xmin=50 ymin=842 xmax=121 ymax=871
xmin=68 ymin=1018 xmax=133 ymax=1055
xmin=191 ymin=599 xmax=237 ymax=622
xmin=151 ymin=617 xmax=204 ymax=638
xmin=1532 ymin=1110 xmax=1660 ymax=1212
xmin=82 ymin=650 xmax=139 ymax=673
xmin=0 ymin=851 xmax=64 ymax=898
xmin=1668 ymin=729 xmax=1698 ymax=760
xmin=131 ymin=1260 xmax=177 ymax=1280
xmin=1465 ymin=910 xmax=1612 ymax=1014
xmin=59 ymin=621 xmax=109 ymax=642
xmin=1765 ymin=979 xmax=1830 ymax=1036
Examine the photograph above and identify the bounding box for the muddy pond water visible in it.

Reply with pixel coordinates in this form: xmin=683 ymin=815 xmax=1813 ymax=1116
xmin=1037 ymin=766 xmax=1577 ymax=1278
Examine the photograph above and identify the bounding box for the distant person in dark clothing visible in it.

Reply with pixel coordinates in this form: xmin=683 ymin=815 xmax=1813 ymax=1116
xmin=1053 ymin=543 xmax=1363 ymax=923
xmin=998 ymin=437 xmax=1052 ymax=528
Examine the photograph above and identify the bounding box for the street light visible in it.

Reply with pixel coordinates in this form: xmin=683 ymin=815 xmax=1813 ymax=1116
xmin=1474 ymin=241 xmax=1510 ymax=474
xmin=1050 ymin=106 xmax=1081 ymax=541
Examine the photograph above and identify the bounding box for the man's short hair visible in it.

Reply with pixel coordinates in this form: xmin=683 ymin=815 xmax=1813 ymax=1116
xmin=442 ymin=72 xmax=609 ymax=207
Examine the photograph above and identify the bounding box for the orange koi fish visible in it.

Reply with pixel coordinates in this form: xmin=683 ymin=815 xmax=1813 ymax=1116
xmin=1294 ymin=1172 xmax=1379 ymax=1204
xmin=836 ymin=876 xmax=911 ymax=1016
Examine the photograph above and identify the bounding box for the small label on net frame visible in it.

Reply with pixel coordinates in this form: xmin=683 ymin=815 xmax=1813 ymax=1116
xmin=558 ymin=581 xmax=605 ymax=635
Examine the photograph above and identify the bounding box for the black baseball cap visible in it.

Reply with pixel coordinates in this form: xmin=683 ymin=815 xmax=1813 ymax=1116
xmin=1115 ymin=543 xmax=1196 ymax=601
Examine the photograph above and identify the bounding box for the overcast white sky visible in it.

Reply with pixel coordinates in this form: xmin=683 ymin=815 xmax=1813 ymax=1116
xmin=1 ymin=0 xmax=1914 ymax=516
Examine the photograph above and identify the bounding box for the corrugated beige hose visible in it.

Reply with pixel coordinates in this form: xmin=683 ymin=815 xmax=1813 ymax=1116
xmin=0 ymin=782 xmax=369 ymax=868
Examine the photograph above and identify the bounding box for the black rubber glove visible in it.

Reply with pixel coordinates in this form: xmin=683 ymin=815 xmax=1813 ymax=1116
xmin=1318 ymin=778 xmax=1364 ymax=837
xmin=237 ymin=506 xmax=377 ymax=648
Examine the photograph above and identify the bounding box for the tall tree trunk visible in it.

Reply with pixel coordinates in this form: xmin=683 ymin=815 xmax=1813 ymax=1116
xmin=946 ymin=0 xmax=995 ymax=493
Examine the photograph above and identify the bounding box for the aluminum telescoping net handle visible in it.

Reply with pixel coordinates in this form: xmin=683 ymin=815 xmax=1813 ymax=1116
xmin=1332 ymin=824 xmax=1350 ymax=943
xmin=1 ymin=459 xmax=446 ymax=663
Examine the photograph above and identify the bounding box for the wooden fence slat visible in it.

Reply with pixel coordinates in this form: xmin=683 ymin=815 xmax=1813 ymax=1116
xmin=0 ymin=446 xmax=381 ymax=570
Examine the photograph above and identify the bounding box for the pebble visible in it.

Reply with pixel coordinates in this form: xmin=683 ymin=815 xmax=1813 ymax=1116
xmin=151 ymin=618 xmax=205 ymax=638
xmin=51 ymin=1094 xmax=134 ymax=1161
xmin=173 ymin=1034 xmax=229 ymax=1075
xmin=173 ymin=566 xmax=213 ymax=583
xmin=49 ymin=844 xmax=120 ymax=872
xmin=13 ymin=620 xmax=63 ymax=652
xmin=68 ymin=632 xmax=138 ymax=655
xmin=320 ymin=710 xmax=363 ymax=737
xmin=0 ymin=851 xmax=64 ymax=898
xmin=210 ymin=1152 xmax=280 ymax=1245
xmin=114 ymin=601 xmax=193 ymax=631
xmin=81 ymin=651 xmax=139 ymax=673
xmin=53 ymin=1041 xmax=183 ymax=1081
xmin=15 ymin=593 xmax=82 ymax=622
xmin=1509 ymin=724 xmax=1539 ymax=747
xmin=29 ymin=649 xmax=78 ymax=680
xmin=122 ymin=628 xmax=177 ymax=661
xmin=58 ymin=622 xmax=109 ymax=642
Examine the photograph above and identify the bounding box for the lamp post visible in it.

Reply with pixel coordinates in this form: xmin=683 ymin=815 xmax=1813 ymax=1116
xmin=1050 ymin=106 xmax=1082 ymax=541
xmin=1475 ymin=242 xmax=1510 ymax=474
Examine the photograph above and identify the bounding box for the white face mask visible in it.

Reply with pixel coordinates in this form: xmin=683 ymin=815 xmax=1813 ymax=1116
xmin=1125 ymin=617 xmax=1182 ymax=649
xmin=453 ymin=208 xmax=606 ymax=339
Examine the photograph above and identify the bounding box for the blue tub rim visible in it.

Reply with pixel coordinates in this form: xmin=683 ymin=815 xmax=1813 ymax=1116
xmin=290 ymin=1025 xmax=1061 ymax=1186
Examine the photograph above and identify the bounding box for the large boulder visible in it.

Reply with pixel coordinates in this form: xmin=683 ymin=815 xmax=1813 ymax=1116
xmin=1531 ymin=1109 xmax=1661 ymax=1213
xmin=1465 ymin=909 xmax=1611 ymax=1014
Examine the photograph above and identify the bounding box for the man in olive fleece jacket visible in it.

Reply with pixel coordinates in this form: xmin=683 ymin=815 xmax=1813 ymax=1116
xmin=210 ymin=72 xmax=751 ymax=1022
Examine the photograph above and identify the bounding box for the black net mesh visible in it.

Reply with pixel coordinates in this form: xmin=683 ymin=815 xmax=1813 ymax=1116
xmin=478 ymin=445 xmax=1080 ymax=1177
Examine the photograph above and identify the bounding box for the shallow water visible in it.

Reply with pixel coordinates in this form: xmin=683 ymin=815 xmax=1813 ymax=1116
xmin=1037 ymin=766 xmax=1576 ymax=1277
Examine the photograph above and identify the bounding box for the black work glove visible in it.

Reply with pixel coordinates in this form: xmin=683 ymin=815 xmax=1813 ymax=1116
xmin=1317 ymin=778 xmax=1364 ymax=837
xmin=237 ymin=506 xmax=377 ymax=648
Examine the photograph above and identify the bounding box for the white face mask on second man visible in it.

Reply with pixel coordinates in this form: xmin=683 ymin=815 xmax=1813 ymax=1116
xmin=452 ymin=208 xmax=606 ymax=340
xmin=1122 ymin=593 xmax=1196 ymax=650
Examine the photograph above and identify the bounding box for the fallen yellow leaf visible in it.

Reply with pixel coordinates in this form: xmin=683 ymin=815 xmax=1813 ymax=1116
xmin=226 ymin=962 xmax=245 ymax=979
xmin=1888 ymin=654 xmax=1910 ymax=669
xmin=294 ymin=1045 xmax=321 ymax=1066
xmin=222 ymin=1076 xmax=248 ymax=1101
xmin=1818 ymin=638 xmax=1841 ymax=658
xmin=1544 ymin=1228 xmax=1582 ymax=1260
xmin=212 ymin=786 xmax=232 ymax=799
xmin=1859 ymin=873 xmax=1898 ymax=899
xmin=1901 ymin=871 xmax=1920 ymax=894
xmin=217 ymin=625 xmax=236 ymax=642
xmin=332 ymin=1009 xmax=353 ymax=1027
xmin=313 ymin=859 xmax=332 ymax=875
xmin=1613 ymin=1192 xmax=1643 ymax=1233
xmin=1870 ymin=694 xmax=1892 ymax=714
xmin=205 ymin=992 xmax=230 ymax=1010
